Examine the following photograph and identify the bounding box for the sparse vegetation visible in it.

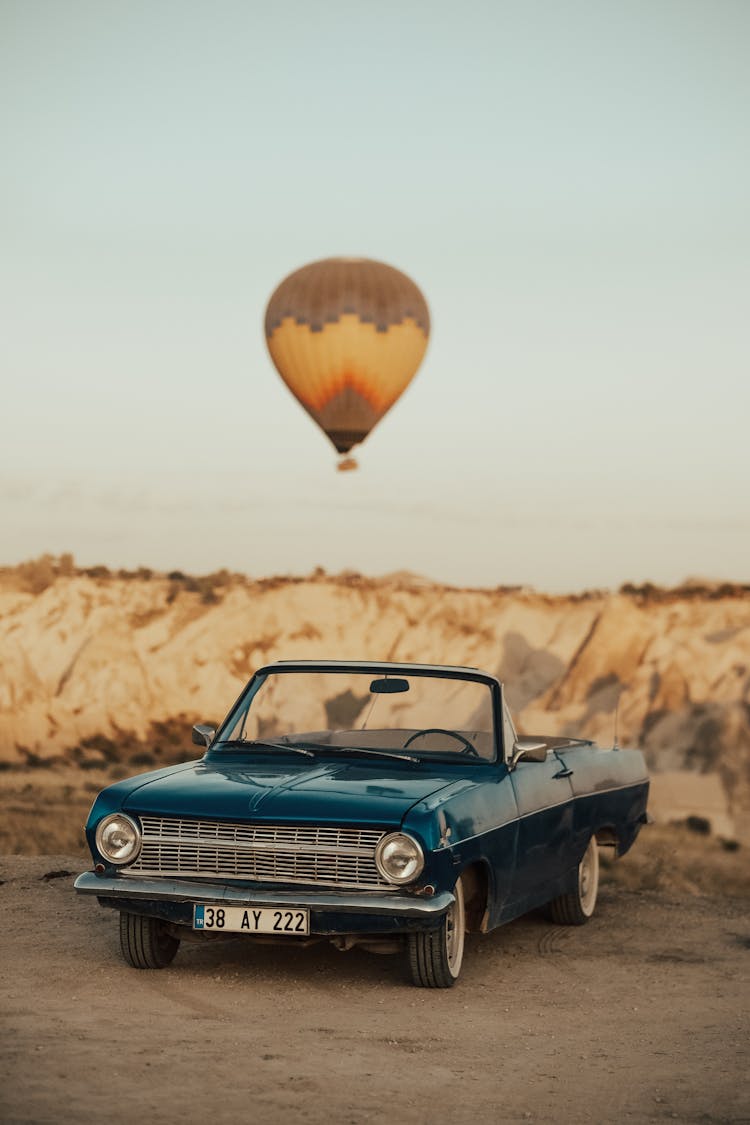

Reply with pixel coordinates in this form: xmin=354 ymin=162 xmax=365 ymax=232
xmin=3 ymin=558 xmax=750 ymax=604
xmin=620 ymin=580 xmax=750 ymax=603
xmin=82 ymin=564 xmax=111 ymax=580
xmin=15 ymin=555 xmax=58 ymax=594
xmin=1 ymin=557 xmax=253 ymax=603
xmin=118 ymin=566 xmax=154 ymax=580
xmin=165 ymin=567 xmax=237 ymax=605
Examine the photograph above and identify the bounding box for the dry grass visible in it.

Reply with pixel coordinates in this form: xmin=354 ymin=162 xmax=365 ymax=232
xmin=603 ymin=822 xmax=749 ymax=898
xmin=0 ymin=768 xmax=111 ymax=855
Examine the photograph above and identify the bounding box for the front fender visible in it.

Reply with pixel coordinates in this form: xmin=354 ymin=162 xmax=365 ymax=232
xmin=403 ymin=769 xmax=519 ymax=914
xmin=83 ymin=762 xmax=200 ymax=853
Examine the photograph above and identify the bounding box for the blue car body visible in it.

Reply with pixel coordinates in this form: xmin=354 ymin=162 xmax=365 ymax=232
xmin=75 ymin=661 xmax=649 ymax=985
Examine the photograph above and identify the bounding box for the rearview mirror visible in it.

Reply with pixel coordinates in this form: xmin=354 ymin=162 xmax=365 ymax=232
xmin=192 ymin=723 xmax=216 ymax=748
xmin=510 ymin=738 xmax=548 ymax=770
xmin=369 ymin=677 xmax=410 ymax=694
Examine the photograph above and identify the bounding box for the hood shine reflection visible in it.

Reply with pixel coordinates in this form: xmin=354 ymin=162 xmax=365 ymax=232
xmin=122 ymin=757 xmax=471 ymax=828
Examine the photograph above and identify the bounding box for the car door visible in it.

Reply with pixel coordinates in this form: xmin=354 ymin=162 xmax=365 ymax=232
xmin=507 ymin=752 xmax=576 ymax=904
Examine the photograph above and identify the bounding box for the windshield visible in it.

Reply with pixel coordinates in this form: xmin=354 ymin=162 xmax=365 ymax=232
xmin=217 ymin=668 xmax=497 ymax=762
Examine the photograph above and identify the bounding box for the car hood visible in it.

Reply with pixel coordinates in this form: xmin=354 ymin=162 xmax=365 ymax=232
xmin=121 ymin=757 xmax=463 ymax=829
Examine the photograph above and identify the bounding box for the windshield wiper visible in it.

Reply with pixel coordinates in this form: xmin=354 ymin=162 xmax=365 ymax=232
xmin=216 ymin=739 xmax=317 ymax=758
xmin=319 ymin=746 xmax=420 ymax=765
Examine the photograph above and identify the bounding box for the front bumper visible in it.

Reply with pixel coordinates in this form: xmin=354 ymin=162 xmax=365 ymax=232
xmin=74 ymin=871 xmax=453 ymax=934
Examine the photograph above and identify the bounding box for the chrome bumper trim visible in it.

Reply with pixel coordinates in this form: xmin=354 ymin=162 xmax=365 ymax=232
xmin=74 ymin=871 xmax=453 ymax=918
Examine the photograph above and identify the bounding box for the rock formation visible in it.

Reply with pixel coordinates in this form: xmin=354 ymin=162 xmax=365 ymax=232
xmin=1 ymin=563 xmax=748 ymax=840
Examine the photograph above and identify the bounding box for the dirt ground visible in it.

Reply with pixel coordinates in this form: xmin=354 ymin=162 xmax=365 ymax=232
xmin=1 ymin=849 xmax=748 ymax=1125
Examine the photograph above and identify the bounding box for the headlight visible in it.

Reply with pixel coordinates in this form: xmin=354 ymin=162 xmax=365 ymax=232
xmin=95 ymin=813 xmax=141 ymax=865
xmin=375 ymin=832 xmax=424 ymax=885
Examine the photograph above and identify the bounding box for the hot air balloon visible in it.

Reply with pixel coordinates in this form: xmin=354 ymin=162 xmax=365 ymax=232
xmin=264 ymin=257 xmax=430 ymax=469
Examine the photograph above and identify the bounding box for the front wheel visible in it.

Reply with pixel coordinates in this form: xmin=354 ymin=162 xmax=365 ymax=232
xmin=549 ymin=837 xmax=599 ymax=925
xmin=408 ymin=876 xmax=466 ymax=988
xmin=119 ymin=911 xmax=180 ymax=969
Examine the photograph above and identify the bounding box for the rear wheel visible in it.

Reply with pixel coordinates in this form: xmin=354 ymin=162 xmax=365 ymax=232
xmin=549 ymin=837 xmax=599 ymax=925
xmin=408 ymin=876 xmax=465 ymax=988
xmin=119 ymin=911 xmax=180 ymax=969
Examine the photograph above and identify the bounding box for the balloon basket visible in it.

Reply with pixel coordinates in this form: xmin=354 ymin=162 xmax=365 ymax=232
xmin=337 ymin=456 xmax=358 ymax=472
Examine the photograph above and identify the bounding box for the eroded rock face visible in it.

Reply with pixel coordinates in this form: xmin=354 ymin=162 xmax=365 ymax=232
xmin=1 ymin=571 xmax=748 ymax=836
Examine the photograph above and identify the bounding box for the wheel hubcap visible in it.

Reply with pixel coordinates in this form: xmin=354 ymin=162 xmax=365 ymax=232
xmin=580 ymin=862 xmax=590 ymax=896
xmin=578 ymin=840 xmax=599 ymax=916
xmin=445 ymin=879 xmax=465 ymax=975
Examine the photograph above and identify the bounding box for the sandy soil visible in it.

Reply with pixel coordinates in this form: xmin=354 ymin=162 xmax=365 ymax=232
xmin=1 ymin=852 xmax=748 ymax=1125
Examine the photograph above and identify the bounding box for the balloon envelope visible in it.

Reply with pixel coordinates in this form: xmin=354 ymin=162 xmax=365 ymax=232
xmin=264 ymin=257 xmax=430 ymax=457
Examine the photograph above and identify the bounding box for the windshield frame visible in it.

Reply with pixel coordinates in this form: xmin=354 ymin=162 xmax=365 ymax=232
xmin=210 ymin=661 xmax=505 ymax=764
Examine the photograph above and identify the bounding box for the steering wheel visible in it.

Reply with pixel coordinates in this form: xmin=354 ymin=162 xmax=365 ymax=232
xmin=403 ymin=728 xmax=479 ymax=757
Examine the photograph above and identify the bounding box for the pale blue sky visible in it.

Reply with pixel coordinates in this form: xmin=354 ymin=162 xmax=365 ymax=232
xmin=2 ymin=0 xmax=748 ymax=590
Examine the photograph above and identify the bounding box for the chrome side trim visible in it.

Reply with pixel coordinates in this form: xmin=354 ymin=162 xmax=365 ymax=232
xmin=73 ymin=871 xmax=453 ymax=918
xmin=515 ymin=780 xmax=649 ymax=823
xmin=425 ymin=779 xmax=649 ymax=849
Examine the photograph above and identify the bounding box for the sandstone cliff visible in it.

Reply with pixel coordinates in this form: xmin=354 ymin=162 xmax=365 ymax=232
xmin=1 ymin=563 xmax=748 ymax=839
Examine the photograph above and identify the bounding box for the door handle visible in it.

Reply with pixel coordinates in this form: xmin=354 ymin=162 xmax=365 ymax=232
xmin=554 ymin=768 xmax=573 ymax=778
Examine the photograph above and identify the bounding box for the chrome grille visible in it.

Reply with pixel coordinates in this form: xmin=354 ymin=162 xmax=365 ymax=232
xmin=126 ymin=816 xmax=389 ymax=889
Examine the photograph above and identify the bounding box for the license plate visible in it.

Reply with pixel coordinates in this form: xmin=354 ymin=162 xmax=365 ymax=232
xmin=193 ymin=904 xmax=310 ymax=935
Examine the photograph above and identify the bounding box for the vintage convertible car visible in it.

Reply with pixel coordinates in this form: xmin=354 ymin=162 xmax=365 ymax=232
xmin=75 ymin=661 xmax=649 ymax=987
